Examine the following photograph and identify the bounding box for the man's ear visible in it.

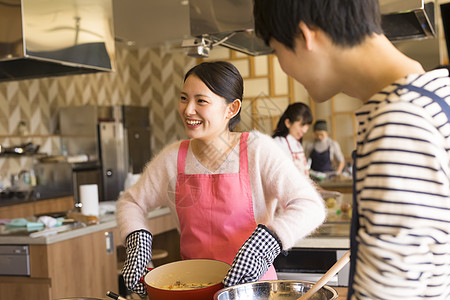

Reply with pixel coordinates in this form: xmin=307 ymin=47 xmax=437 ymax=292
xmin=298 ymin=21 xmax=315 ymax=51
xmin=227 ymin=99 xmax=241 ymax=119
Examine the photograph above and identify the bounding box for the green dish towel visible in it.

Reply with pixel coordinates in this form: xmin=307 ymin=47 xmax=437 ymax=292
xmin=5 ymin=218 xmax=45 ymax=230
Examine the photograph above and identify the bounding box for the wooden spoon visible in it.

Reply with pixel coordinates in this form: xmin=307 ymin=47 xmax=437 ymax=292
xmin=297 ymin=250 xmax=350 ymax=300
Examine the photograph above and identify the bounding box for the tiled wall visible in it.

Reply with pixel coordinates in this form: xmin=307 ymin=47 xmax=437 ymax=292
xmin=0 ymin=46 xmax=195 ymax=183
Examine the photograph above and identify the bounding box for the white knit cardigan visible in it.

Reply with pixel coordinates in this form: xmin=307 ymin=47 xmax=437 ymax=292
xmin=116 ymin=130 xmax=326 ymax=250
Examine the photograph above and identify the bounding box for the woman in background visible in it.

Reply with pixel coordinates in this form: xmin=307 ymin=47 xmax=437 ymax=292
xmin=117 ymin=61 xmax=325 ymax=295
xmin=273 ymin=102 xmax=313 ymax=176
xmin=304 ymin=120 xmax=345 ymax=174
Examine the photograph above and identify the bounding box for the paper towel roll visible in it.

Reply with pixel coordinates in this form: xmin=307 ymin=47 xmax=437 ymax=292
xmin=80 ymin=184 xmax=99 ymax=217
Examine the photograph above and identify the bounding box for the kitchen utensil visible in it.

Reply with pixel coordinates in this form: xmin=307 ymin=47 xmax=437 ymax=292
xmin=67 ymin=211 xmax=99 ymax=225
xmin=29 ymin=224 xmax=72 ymax=238
xmin=106 ymin=290 xmax=127 ymax=300
xmin=297 ymin=250 xmax=350 ymax=300
xmin=214 ymin=280 xmax=338 ymax=300
xmin=143 ymin=259 xmax=230 ymax=300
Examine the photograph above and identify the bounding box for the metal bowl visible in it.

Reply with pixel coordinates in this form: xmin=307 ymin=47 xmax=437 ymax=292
xmin=214 ymin=280 xmax=338 ymax=300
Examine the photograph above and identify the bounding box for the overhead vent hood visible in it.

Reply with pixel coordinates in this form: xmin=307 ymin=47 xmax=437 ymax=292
xmin=380 ymin=0 xmax=436 ymax=41
xmin=0 ymin=0 xmax=116 ymax=82
xmin=185 ymin=0 xmax=272 ymax=57
xmin=185 ymin=0 xmax=436 ymax=58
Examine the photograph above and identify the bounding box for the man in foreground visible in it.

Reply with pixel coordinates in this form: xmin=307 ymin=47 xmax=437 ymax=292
xmin=253 ymin=0 xmax=450 ymax=298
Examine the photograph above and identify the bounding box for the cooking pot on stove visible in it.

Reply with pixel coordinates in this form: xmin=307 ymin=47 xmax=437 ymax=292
xmin=214 ymin=280 xmax=338 ymax=300
xmin=143 ymin=259 xmax=230 ymax=300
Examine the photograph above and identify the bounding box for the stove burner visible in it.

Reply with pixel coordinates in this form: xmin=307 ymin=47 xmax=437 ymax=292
xmin=0 ymin=189 xmax=30 ymax=201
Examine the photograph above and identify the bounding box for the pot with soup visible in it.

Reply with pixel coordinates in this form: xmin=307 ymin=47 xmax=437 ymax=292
xmin=143 ymin=259 xmax=230 ymax=300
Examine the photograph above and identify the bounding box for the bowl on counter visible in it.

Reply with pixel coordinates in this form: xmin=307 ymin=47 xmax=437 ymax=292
xmin=214 ymin=280 xmax=338 ymax=300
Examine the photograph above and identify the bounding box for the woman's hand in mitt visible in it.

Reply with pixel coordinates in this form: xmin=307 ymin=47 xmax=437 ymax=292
xmin=223 ymin=224 xmax=282 ymax=287
xmin=121 ymin=229 xmax=153 ymax=295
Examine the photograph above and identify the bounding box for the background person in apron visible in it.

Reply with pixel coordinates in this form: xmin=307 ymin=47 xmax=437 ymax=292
xmin=304 ymin=120 xmax=345 ymax=174
xmin=273 ymin=102 xmax=313 ymax=176
xmin=116 ymin=61 xmax=326 ymax=295
xmin=253 ymin=1 xmax=450 ymax=299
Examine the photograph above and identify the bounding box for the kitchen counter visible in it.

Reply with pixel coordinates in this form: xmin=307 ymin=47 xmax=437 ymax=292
xmin=319 ymin=177 xmax=353 ymax=194
xmin=334 ymin=286 xmax=348 ymax=299
xmin=0 ymin=206 xmax=176 ymax=300
xmin=277 ymin=212 xmax=350 ymax=288
xmin=294 ymin=209 xmax=351 ymax=249
xmin=295 ymin=235 xmax=350 ymax=249
xmin=0 ymin=206 xmax=172 ymax=245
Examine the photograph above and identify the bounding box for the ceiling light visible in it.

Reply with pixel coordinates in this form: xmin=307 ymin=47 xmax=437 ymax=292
xmin=181 ymin=32 xmax=237 ymax=58
xmin=181 ymin=37 xmax=211 ymax=57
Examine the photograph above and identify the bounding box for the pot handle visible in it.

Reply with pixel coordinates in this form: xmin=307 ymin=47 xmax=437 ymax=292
xmin=139 ymin=267 xmax=154 ymax=284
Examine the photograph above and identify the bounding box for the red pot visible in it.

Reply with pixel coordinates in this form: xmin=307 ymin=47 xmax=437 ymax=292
xmin=143 ymin=259 xmax=230 ymax=300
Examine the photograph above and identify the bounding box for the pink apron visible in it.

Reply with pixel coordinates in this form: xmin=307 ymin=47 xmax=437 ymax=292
xmin=175 ymin=132 xmax=277 ymax=281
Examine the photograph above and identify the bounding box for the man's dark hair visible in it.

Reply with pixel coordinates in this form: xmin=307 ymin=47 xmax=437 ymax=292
xmin=254 ymin=0 xmax=383 ymax=50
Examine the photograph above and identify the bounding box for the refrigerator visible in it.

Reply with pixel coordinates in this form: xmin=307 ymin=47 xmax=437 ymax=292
xmin=59 ymin=105 xmax=151 ymax=203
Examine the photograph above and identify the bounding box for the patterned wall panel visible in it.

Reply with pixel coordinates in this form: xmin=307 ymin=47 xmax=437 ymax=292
xmin=173 ymin=51 xmax=195 ymax=141
xmin=0 ymin=45 xmax=195 ymax=183
xmin=0 ymin=85 xmax=7 ymax=135
xmin=149 ymin=47 xmax=195 ymax=154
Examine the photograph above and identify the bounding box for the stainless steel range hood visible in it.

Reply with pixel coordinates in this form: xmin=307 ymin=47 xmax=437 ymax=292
xmin=186 ymin=0 xmax=436 ymax=58
xmin=187 ymin=0 xmax=272 ymax=57
xmin=380 ymin=0 xmax=439 ymax=71
xmin=380 ymin=0 xmax=436 ymax=41
xmin=0 ymin=0 xmax=116 ymax=82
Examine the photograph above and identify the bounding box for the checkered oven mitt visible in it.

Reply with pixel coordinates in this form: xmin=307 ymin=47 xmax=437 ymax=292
xmin=121 ymin=229 xmax=152 ymax=295
xmin=223 ymin=224 xmax=282 ymax=287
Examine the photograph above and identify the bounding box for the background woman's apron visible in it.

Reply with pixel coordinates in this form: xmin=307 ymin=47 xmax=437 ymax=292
xmin=175 ymin=132 xmax=277 ymax=281
xmin=310 ymin=147 xmax=332 ymax=172
xmin=284 ymin=136 xmax=308 ymax=176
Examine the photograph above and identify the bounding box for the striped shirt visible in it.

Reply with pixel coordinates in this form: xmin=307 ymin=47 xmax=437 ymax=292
xmin=350 ymin=69 xmax=450 ymax=299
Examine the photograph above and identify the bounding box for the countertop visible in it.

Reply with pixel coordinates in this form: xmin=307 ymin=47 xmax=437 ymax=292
xmin=0 ymin=206 xmax=171 ymax=245
xmin=319 ymin=178 xmax=352 ymax=188
xmin=294 ymin=235 xmax=350 ymax=249
xmin=319 ymin=177 xmax=353 ymax=194
xmin=334 ymin=287 xmax=348 ymax=299
xmin=0 ymin=202 xmax=349 ymax=248
xmin=294 ymin=209 xmax=351 ymax=249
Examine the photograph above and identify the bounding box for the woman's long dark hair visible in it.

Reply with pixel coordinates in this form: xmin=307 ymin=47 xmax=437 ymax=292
xmin=272 ymin=102 xmax=313 ymax=138
xmin=184 ymin=61 xmax=243 ymax=131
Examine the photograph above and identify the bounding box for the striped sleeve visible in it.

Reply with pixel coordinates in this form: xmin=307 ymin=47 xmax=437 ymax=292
xmin=351 ymin=73 xmax=450 ymax=299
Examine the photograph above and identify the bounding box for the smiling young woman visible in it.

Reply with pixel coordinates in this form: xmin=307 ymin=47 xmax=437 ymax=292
xmin=116 ymin=61 xmax=325 ymax=295
xmin=178 ymin=67 xmax=242 ymax=172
